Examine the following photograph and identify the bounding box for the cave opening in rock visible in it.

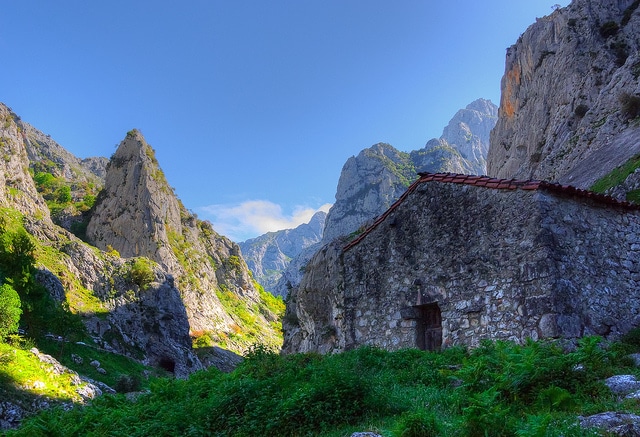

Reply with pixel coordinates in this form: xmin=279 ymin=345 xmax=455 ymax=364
xmin=159 ymin=357 xmax=176 ymax=373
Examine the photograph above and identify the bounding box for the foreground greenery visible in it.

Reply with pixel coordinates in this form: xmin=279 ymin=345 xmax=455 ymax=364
xmin=5 ymin=334 xmax=640 ymax=437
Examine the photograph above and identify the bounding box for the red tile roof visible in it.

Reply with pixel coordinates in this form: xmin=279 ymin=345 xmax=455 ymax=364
xmin=342 ymin=172 xmax=639 ymax=252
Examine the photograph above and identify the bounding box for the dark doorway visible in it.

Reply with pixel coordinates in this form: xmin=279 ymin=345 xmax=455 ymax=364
xmin=416 ymin=303 xmax=442 ymax=351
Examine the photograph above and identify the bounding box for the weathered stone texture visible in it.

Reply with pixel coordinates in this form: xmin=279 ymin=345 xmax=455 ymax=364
xmin=283 ymin=179 xmax=640 ymax=354
xmin=487 ymin=0 xmax=640 ymax=188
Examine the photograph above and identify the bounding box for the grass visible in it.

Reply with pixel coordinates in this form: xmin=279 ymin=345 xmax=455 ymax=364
xmin=590 ymin=154 xmax=640 ymax=194
xmin=0 ymin=341 xmax=85 ymax=404
xmin=36 ymin=338 xmax=165 ymax=389
xmin=5 ymin=335 xmax=640 ymax=436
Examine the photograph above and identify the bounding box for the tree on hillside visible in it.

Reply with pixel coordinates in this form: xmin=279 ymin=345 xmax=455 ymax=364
xmin=0 ymin=283 xmax=21 ymax=339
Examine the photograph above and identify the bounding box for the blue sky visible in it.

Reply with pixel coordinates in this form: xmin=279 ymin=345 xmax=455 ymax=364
xmin=1 ymin=1 xmax=569 ymax=241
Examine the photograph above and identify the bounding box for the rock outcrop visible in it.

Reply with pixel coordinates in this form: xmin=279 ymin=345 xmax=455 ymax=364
xmin=0 ymin=105 xmax=201 ymax=376
xmin=487 ymin=0 xmax=640 ymax=188
xmin=239 ymin=211 xmax=326 ymax=296
xmin=0 ymin=105 xmax=50 ymax=218
xmin=86 ymin=130 xmax=281 ymax=351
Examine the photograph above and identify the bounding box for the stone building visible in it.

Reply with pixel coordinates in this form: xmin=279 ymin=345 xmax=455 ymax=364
xmin=282 ymin=173 xmax=640 ymax=354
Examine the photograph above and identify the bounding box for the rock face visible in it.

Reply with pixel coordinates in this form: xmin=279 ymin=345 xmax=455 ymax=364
xmin=412 ymin=98 xmax=497 ymax=178
xmin=19 ymin=117 xmax=107 ymax=187
xmin=239 ymin=211 xmax=326 ymax=296
xmin=322 ymin=99 xmax=497 ymax=244
xmin=12 ymin=108 xmax=106 ymax=232
xmin=86 ymin=130 xmax=280 ymax=350
xmin=87 ymin=130 xmax=184 ymax=269
xmin=0 ymin=105 xmax=50 ymax=218
xmin=487 ymin=0 xmax=640 ymax=188
xmin=0 ymin=105 xmax=201 ymax=376
xmin=283 ymin=173 xmax=640 ymax=354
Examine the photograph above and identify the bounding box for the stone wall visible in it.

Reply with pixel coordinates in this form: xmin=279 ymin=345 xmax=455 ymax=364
xmin=282 ymin=177 xmax=640 ymax=354
xmin=541 ymin=193 xmax=640 ymax=338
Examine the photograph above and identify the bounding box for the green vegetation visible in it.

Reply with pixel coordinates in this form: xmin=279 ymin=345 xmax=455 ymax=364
xmin=0 ymin=208 xmax=84 ymax=340
xmin=627 ymin=189 xmax=640 ymax=203
xmin=208 ymin=282 xmax=284 ymax=352
xmin=29 ymin=159 xmax=100 ymax=235
xmin=589 ymin=154 xmax=640 ymax=195
xmin=366 ymin=145 xmax=417 ymax=188
xmin=36 ymin=338 xmax=163 ymax=390
xmin=0 ymin=284 xmax=21 ymax=339
xmin=0 ymin=205 xmax=167 ymax=422
xmin=7 ymin=336 xmax=640 ymax=436
xmin=0 ymin=341 xmax=88 ymax=405
xmin=127 ymin=257 xmax=156 ymax=290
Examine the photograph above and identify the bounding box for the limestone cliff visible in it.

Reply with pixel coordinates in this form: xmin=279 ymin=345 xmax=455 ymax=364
xmin=86 ymin=131 xmax=281 ymax=352
xmin=239 ymin=211 xmax=326 ymax=297
xmin=0 ymin=103 xmax=200 ymax=377
xmin=487 ymin=0 xmax=640 ymax=188
xmin=0 ymin=105 xmax=50 ymax=218
xmin=8 ymin=108 xmax=107 ymax=232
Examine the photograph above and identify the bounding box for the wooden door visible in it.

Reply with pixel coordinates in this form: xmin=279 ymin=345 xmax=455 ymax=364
xmin=416 ymin=303 xmax=442 ymax=351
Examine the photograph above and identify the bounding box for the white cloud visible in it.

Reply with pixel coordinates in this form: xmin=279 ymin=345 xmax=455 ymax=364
xmin=199 ymin=200 xmax=332 ymax=242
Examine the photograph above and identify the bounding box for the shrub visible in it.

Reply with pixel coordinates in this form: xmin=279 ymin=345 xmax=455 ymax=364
xmin=114 ymin=374 xmax=142 ymax=393
xmin=620 ymin=92 xmax=640 ymax=119
xmin=574 ymin=104 xmax=589 ymax=117
xmin=128 ymin=257 xmax=155 ymax=289
xmin=0 ymin=283 xmax=21 ymax=339
xmin=599 ymin=20 xmax=619 ymax=38
xmin=55 ymin=185 xmax=72 ymax=203
xmin=393 ymin=410 xmax=441 ymax=437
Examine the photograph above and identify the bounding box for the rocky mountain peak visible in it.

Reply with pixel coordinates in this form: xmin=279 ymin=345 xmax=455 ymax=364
xmin=87 ymin=130 xmax=182 ymax=271
xmin=322 ymin=100 xmax=497 ymax=245
xmin=86 ymin=130 xmax=281 ymax=351
xmin=321 ymin=143 xmax=415 ymax=244
xmin=440 ymin=98 xmax=498 ymax=169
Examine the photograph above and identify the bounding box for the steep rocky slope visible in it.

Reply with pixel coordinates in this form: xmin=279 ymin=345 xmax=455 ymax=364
xmin=488 ymin=0 xmax=640 ymax=188
xmin=0 ymin=103 xmax=200 ymax=377
xmin=0 ymin=106 xmax=50 ymax=218
xmin=86 ymin=130 xmax=282 ymax=351
xmin=9 ymin=109 xmax=107 ymax=232
xmin=238 ymin=211 xmax=326 ymax=296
